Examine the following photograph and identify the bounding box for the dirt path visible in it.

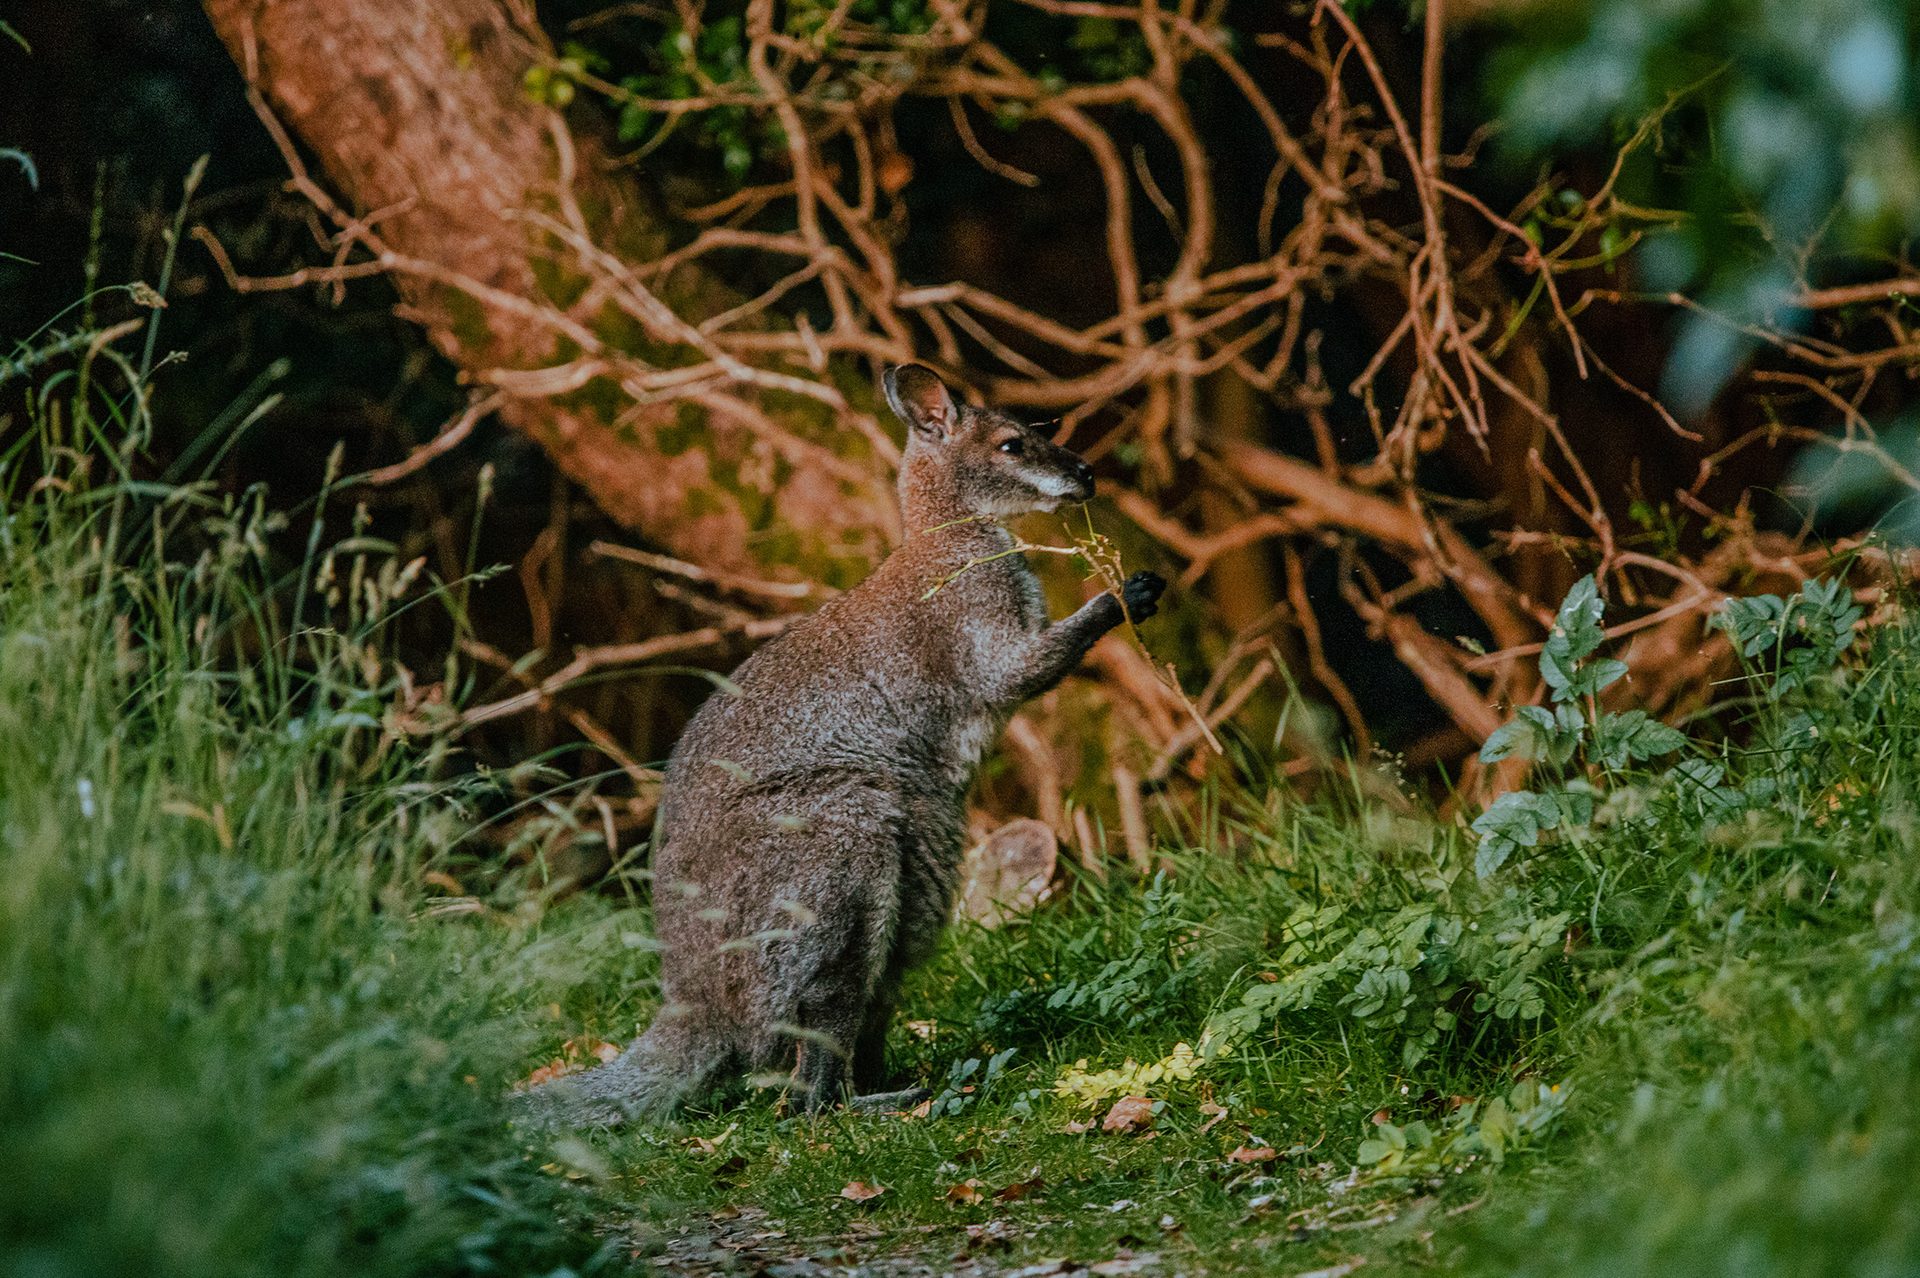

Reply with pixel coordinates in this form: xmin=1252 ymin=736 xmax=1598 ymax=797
xmin=627 ymin=1207 xmax=1172 ymax=1277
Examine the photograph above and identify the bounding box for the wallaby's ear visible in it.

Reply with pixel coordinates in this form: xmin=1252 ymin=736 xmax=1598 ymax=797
xmin=882 ymin=363 xmax=959 ymax=441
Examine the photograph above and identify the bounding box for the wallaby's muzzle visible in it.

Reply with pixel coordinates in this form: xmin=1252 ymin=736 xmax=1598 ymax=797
xmin=1065 ymin=456 xmax=1096 ymax=501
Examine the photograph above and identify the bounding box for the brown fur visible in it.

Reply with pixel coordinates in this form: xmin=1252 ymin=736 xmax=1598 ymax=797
xmin=547 ymin=365 xmax=1164 ymax=1121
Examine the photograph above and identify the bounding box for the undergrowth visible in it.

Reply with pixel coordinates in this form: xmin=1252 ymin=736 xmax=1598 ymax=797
xmin=5 ymin=289 xmax=1917 ymax=1276
xmin=0 ymin=307 xmax=643 ymax=1277
xmin=579 ymin=567 xmax=1920 ymax=1276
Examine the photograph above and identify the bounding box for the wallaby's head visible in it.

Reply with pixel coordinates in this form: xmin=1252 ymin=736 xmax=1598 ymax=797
xmin=883 ymin=363 xmax=1095 ymax=522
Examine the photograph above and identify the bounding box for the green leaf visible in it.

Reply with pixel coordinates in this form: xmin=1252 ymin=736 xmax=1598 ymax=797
xmin=1546 ymin=703 xmax=1584 ymax=766
xmin=1546 ymin=787 xmax=1595 ymax=827
xmin=1480 ymin=703 xmax=1577 ymax=765
xmin=1540 ymin=575 xmax=1607 ymax=702
xmin=1479 ymin=717 xmax=1535 ymax=764
xmin=1590 ymin=709 xmax=1688 ymax=769
xmin=1472 ymin=790 xmax=1552 ymax=876
xmin=1567 ymin=656 xmax=1629 ymax=700
xmin=1711 ymin=579 xmax=1861 ymax=696
xmin=1712 ymin=593 xmax=1787 ymax=658
xmin=617 ymin=99 xmax=655 ymax=143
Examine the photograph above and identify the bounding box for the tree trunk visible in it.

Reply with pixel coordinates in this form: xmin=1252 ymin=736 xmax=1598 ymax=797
xmin=200 ymin=0 xmax=896 ymax=586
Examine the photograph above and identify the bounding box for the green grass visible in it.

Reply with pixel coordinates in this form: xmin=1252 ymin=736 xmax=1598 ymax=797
xmin=0 ymin=329 xmax=646 ymax=1277
xmin=567 ymin=591 xmax=1920 ymax=1275
xmin=4 ymin=317 xmax=1919 ymax=1276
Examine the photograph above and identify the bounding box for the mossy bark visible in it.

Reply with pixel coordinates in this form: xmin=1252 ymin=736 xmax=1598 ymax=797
xmin=201 ymin=0 xmax=894 ymax=586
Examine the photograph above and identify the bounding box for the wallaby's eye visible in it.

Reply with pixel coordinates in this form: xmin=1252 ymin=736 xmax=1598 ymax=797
xmin=997 ymin=437 xmax=1026 ymax=457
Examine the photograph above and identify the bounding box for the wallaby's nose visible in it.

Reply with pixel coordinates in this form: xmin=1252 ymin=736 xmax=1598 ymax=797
xmin=1072 ymin=459 xmax=1096 ymax=498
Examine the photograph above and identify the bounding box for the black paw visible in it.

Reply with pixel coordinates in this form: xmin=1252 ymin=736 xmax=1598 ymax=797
xmin=1120 ymin=570 xmax=1166 ymax=623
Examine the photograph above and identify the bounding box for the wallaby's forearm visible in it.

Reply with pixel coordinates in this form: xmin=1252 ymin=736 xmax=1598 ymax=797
xmin=1000 ymin=572 xmax=1164 ymax=706
xmin=1002 ymin=595 xmax=1125 ymax=704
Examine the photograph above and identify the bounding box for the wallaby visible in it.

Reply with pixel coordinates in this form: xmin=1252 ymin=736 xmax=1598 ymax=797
xmin=548 ymin=364 xmax=1165 ymax=1122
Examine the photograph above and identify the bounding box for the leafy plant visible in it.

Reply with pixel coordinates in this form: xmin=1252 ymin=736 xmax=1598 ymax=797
xmin=1489 ymin=0 xmax=1920 ymax=410
xmin=1356 ymin=1080 xmax=1567 ymax=1181
xmin=1710 ymin=577 xmax=1864 ymax=696
xmin=1471 ymin=573 xmax=1866 ymax=878
xmin=0 ymin=294 xmax=626 ymax=1278
xmin=925 ymin=1046 xmax=1018 ymax=1119
xmin=1473 ymin=576 xmax=1687 ymax=877
xmin=1207 ymin=895 xmax=1570 ymax=1070
xmin=974 ymin=871 xmax=1206 ymax=1043
xmin=1052 ymin=1039 xmax=1203 ymax=1107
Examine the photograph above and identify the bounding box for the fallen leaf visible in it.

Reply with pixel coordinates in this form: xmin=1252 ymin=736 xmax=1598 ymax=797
xmin=1197 ymin=1101 xmax=1230 ymax=1134
xmin=1102 ymin=1095 xmax=1157 ymax=1134
xmin=1227 ymin=1144 xmax=1280 ymax=1164
xmin=839 ymin=1180 xmax=887 ymax=1203
xmin=514 ymin=1060 xmax=570 ymax=1091
xmin=946 ymin=1178 xmax=985 ymax=1205
xmin=684 ymin=1122 xmax=738 ymax=1156
xmin=995 ymin=1170 xmax=1046 ymax=1201
xmin=1091 ymin=1251 xmax=1162 ymax=1275
xmin=509 ymin=1035 xmax=623 ymax=1091
xmin=423 ymin=870 xmax=465 ymax=895
xmin=1063 ymin=1119 xmax=1095 ymax=1134
xmin=908 ymin=1096 xmax=935 ymax=1120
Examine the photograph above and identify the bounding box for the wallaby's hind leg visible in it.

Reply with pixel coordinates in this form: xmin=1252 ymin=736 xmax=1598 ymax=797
xmin=851 ymin=982 xmax=896 ymax=1094
xmin=765 ymin=860 xmax=895 ymax=1113
xmin=791 ymin=984 xmax=865 ymax=1113
xmin=788 ymin=985 xmax=929 ymax=1115
xmin=742 ymin=791 xmax=923 ymax=1115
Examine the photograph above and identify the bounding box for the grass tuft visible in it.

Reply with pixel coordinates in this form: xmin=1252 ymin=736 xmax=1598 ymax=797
xmin=0 ymin=319 xmax=637 ymax=1277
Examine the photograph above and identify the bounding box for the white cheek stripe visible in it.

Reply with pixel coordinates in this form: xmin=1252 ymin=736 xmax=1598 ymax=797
xmin=1031 ymin=473 xmax=1080 ymax=498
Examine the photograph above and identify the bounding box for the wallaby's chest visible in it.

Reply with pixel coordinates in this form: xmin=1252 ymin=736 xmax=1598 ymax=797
xmin=673 ymin=539 xmax=1042 ymax=786
xmin=927 ymin=557 xmax=1043 ymax=780
xmin=945 ymin=556 xmax=1044 ymax=662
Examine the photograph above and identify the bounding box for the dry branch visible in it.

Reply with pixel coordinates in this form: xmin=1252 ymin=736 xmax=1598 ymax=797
xmin=199 ymin=0 xmax=1920 ymax=816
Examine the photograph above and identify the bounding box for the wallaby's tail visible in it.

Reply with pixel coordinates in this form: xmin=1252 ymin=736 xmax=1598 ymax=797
xmin=522 ymin=1017 xmax=732 ymax=1128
